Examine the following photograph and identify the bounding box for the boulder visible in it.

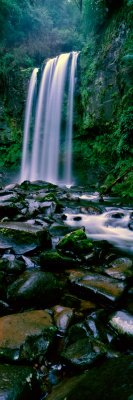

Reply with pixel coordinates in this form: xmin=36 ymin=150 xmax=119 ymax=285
xmin=7 ymin=271 xmax=61 ymax=308
xmin=40 ymin=251 xmax=78 ymax=270
xmin=105 ymin=257 xmax=133 ymax=280
xmin=0 ymin=364 xmax=40 ymax=400
xmin=46 ymin=356 xmax=133 ymax=400
xmin=0 ymin=221 xmax=51 ymax=254
xmin=69 ymin=272 xmax=126 ymax=304
xmin=0 ymin=202 xmax=18 ymax=219
xmin=57 ymin=228 xmax=93 ymax=256
xmin=61 ymin=337 xmax=107 ymax=369
xmin=0 ymin=254 xmax=25 ymax=275
xmin=0 ymin=310 xmax=57 ymax=362
xmin=108 ymin=310 xmax=133 ymax=343
xmin=53 ymin=305 xmax=74 ymax=332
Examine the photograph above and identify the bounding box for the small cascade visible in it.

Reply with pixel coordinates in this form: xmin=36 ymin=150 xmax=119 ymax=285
xmin=20 ymin=52 xmax=78 ymax=184
xmin=20 ymin=68 xmax=38 ymax=182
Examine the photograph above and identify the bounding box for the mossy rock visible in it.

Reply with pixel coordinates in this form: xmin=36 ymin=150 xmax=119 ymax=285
xmin=40 ymin=251 xmax=78 ymax=269
xmin=57 ymin=228 xmax=93 ymax=256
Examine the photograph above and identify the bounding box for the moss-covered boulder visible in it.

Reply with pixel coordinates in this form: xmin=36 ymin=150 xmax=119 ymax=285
xmin=57 ymin=228 xmax=93 ymax=256
xmin=40 ymin=250 xmax=78 ymax=270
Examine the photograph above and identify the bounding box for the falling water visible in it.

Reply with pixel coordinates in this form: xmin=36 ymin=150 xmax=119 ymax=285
xmin=30 ymin=57 xmax=58 ymax=181
xmin=20 ymin=68 xmax=38 ymax=182
xmin=40 ymin=53 xmax=70 ymax=183
xmin=20 ymin=52 xmax=79 ymax=184
xmin=64 ymin=52 xmax=78 ymax=185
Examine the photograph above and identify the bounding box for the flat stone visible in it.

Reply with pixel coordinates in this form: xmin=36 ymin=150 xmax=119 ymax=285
xmin=106 ymin=257 xmax=133 ymax=280
xmin=0 ymin=364 xmax=38 ymax=400
xmin=0 ymin=221 xmax=51 ymax=254
xmin=7 ymin=271 xmax=61 ymax=308
xmin=0 ymin=310 xmax=57 ymax=361
xmin=109 ymin=310 xmax=133 ymax=339
xmin=69 ymin=272 xmax=126 ymax=303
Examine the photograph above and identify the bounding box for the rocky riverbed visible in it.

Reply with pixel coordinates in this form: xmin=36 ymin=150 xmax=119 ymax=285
xmin=0 ymin=180 xmax=132 ymax=399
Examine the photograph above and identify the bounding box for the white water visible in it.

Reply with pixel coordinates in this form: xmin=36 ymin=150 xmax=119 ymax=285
xmin=20 ymin=52 xmax=78 ymax=184
xmin=65 ymin=208 xmax=133 ymax=253
xmin=40 ymin=53 xmax=70 ymax=183
xmin=20 ymin=68 xmax=38 ymax=182
xmin=30 ymin=57 xmax=57 ymax=181
xmin=64 ymin=51 xmax=79 ymax=185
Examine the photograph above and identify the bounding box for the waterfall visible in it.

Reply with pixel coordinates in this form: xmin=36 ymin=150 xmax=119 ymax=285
xmin=64 ymin=52 xmax=79 ymax=185
xmin=20 ymin=52 xmax=78 ymax=185
xmin=20 ymin=68 xmax=38 ymax=182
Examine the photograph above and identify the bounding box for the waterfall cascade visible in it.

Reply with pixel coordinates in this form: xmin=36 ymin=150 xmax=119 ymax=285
xmin=20 ymin=52 xmax=78 ymax=185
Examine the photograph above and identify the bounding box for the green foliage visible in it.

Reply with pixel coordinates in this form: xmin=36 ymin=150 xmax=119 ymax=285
xmin=0 ymin=117 xmax=22 ymax=169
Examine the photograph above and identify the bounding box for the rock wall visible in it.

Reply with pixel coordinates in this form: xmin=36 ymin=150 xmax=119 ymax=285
xmin=73 ymin=1 xmax=133 ymax=195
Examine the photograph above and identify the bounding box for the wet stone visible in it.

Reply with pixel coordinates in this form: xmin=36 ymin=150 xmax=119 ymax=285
xmin=0 ymin=202 xmax=19 ymax=219
xmin=0 ymin=254 xmax=25 ymax=275
xmin=105 ymin=257 xmax=133 ymax=280
xmin=53 ymin=305 xmax=74 ymax=332
xmin=0 ymin=310 xmax=57 ymax=362
xmin=49 ymin=223 xmax=71 ymax=236
xmin=40 ymin=250 xmax=78 ymax=270
xmin=57 ymin=228 xmax=94 ymax=257
xmin=57 ymin=228 xmax=87 ymax=254
xmin=0 ymin=300 xmax=10 ymax=316
xmin=109 ymin=310 xmax=133 ymax=341
xmin=7 ymin=271 xmax=61 ymax=308
xmin=0 ymin=221 xmax=51 ymax=254
xmin=67 ymin=323 xmax=89 ymax=345
xmin=69 ymin=272 xmax=126 ymax=304
xmin=0 ymin=364 xmax=39 ymax=400
xmin=61 ymin=337 xmax=107 ymax=369
xmin=46 ymin=356 xmax=133 ymax=400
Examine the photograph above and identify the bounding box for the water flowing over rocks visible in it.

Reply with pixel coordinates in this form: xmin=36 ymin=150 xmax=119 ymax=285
xmin=0 ymin=180 xmax=132 ymax=398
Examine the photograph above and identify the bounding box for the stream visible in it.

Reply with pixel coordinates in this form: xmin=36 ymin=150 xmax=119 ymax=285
xmin=0 ymin=181 xmax=132 ymax=400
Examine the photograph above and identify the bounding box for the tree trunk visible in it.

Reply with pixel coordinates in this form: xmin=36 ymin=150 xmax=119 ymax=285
xmin=101 ymin=167 xmax=133 ymax=195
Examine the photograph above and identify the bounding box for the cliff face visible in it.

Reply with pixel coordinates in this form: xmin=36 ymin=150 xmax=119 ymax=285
xmin=73 ymin=2 xmax=133 ymax=197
